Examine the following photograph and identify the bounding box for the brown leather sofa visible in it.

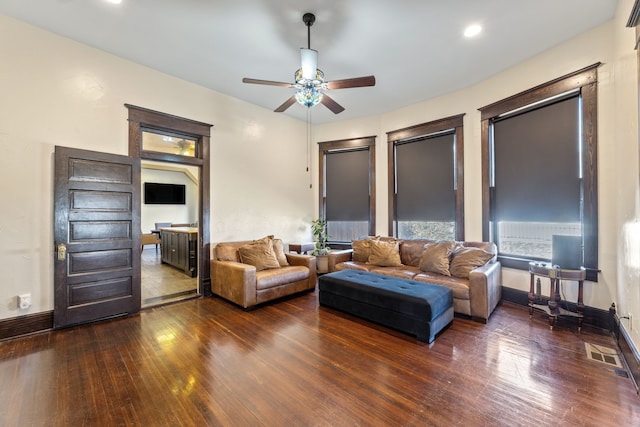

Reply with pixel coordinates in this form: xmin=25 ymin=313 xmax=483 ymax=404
xmin=211 ymin=239 xmax=317 ymax=309
xmin=328 ymin=238 xmax=502 ymax=323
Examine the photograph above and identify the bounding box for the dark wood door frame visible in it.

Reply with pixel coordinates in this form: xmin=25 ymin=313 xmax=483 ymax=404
xmin=125 ymin=104 xmax=213 ymax=296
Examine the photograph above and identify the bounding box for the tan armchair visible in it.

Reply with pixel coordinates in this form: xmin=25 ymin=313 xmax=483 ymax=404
xmin=211 ymin=238 xmax=316 ymax=309
xmin=141 ymin=233 xmax=161 ymax=252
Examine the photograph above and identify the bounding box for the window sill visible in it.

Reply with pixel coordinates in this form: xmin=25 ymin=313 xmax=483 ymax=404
xmin=498 ymin=255 xmax=599 ymax=282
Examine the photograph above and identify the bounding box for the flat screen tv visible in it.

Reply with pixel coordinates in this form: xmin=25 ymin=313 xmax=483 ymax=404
xmin=144 ymin=182 xmax=186 ymax=205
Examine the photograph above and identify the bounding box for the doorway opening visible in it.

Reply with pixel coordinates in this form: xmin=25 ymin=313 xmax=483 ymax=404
xmin=141 ymin=160 xmax=199 ymax=307
xmin=126 ymin=104 xmax=213 ymax=306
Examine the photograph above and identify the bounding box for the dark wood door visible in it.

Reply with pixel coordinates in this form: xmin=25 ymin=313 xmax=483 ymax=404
xmin=54 ymin=146 xmax=141 ymax=328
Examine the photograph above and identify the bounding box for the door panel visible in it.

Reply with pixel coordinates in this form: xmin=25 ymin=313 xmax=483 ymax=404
xmin=54 ymin=146 xmax=141 ymax=328
xmin=70 ymin=221 xmax=131 ymax=241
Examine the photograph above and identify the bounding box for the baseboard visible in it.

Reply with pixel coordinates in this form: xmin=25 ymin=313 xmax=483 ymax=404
xmin=202 ymin=277 xmax=212 ymax=297
xmin=0 ymin=310 xmax=53 ymax=341
xmin=612 ymin=311 xmax=640 ymax=395
xmin=501 ymin=286 xmax=611 ymax=330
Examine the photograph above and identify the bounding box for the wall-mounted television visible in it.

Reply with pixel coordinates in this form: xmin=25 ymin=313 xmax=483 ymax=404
xmin=144 ymin=182 xmax=186 ymax=205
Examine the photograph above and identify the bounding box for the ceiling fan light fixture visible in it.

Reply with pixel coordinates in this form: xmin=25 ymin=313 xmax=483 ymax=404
xmin=300 ymin=48 xmax=318 ymax=80
xmin=294 ymin=68 xmax=325 ymax=87
xmin=295 ymin=86 xmax=323 ymax=108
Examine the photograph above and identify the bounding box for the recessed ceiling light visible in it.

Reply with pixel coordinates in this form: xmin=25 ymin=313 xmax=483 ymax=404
xmin=105 ymin=0 xmax=122 ymax=4
xmin=464 ymin=24 xmax=482 ymax=38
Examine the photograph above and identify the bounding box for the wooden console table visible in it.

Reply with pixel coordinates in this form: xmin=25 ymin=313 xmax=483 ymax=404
xmin=289 ymin=243 xmax=315 ymax=254
xmin=160 ymin=227 xmax=198 ymax=277
xmin=528 ymin=262 xmax=586 ymax=331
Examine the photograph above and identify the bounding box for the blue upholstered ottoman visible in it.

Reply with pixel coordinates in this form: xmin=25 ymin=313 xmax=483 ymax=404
xmin=318 ymin=270 xmax=454 ymax=343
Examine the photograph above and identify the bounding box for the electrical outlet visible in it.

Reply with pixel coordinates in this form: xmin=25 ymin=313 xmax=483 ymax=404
xmin=18 ymin=294 xmax=31 ymax=309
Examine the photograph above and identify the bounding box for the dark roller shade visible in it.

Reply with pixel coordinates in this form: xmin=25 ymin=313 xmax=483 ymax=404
xmin=396 ymin=133 xmax=455 ymax=221
xmin=326 ymin=149 xmax=369 ymax=221
xmin=493 ymin=96 xmax=580 ymax=223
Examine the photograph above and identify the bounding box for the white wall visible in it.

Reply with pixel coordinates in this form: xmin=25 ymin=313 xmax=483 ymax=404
xmin=315 ymin=2 xmax=640 ymax=347
xmin=612 ymin=0 xmax=640 ymax=351
xmin=141 ymin=167 xmax=199 ymax=232
xmin=0 ymin=15 xmax=312 ymax=320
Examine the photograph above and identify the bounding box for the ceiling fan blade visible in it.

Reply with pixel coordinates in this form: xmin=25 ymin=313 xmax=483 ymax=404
xmin=326 ymin=75 xmax=376 ymax=90
xmin=321 ymin=94 xmax=345 ymax=114
xmin=274 ymin=96 xmax=297 ymax=112
xmin=242 ymin=78 xmax=293 ymax=88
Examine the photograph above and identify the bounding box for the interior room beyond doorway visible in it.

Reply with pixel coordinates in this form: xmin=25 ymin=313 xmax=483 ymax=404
xmin=141 ymin=160 xmax=199 ymax=307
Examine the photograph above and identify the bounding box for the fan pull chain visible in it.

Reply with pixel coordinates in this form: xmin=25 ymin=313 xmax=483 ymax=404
xmin=307 ymin=108 xmax=312 ymax=188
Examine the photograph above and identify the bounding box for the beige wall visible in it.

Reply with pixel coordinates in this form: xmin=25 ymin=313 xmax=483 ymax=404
xmin=613 ymin=0 xmax=640 ymax=351
xmin=315 ymin=1 xmax=640 ymax=347
xmin=0 ymin=15 xmax=312 ymax=320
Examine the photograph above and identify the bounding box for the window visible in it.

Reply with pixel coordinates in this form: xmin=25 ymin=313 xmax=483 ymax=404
xmin=319 ymin=136 xmax=375 ymax=244
xmin=126 ymin=103 xmax=208 ymax=167
xmin=479 ymin=64 xmax=599 ymax=281
xmin=141 ymin=130 xmax=197 ymax=157
xmin=387 ymin=115 xmax=465 ymax=240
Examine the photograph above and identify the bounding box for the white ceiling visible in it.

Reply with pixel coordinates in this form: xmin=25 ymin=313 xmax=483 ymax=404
xmin=0 ymin=0 xmax=619 ymax=124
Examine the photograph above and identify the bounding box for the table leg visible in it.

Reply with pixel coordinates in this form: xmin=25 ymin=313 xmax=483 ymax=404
xmin=528 ymin=273 xmax=536 ymax=318
xmin=577 ymin=279 xmax=585 ymax=332
xmin=548 ymin=277 xmax=558 ymax=329
xmin=548 ymin=278 xmax=558 ymax=311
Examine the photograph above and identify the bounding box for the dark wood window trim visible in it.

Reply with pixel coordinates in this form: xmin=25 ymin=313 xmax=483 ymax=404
xmin=478 ymin=64 xmax=599 ymax=281
xmin=318 ymin=136 xmax=376 ymax=243
xmin=626 ymin=0 xmax=640 ymax=30
xmin=125 ymin=104 xmax=214 ymax=295
xmin=387 ymin=114 xmax=465 ymax=240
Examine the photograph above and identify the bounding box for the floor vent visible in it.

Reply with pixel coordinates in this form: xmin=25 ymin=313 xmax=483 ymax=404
xmin=615 ymin=368 xmax=629 ymax=378
xmin=585 ymin=343 xmax=623 ymax=368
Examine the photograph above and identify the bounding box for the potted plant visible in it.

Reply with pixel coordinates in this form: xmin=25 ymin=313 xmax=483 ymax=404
xmin=311 ymin=218 xmax=330 ymax=273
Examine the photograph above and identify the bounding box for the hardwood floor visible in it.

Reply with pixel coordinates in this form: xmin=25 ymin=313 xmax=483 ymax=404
xmin=0 ymin=291 xmax=637 ymax=426
xmin=141 ymin=246 xmax=198 ymax=307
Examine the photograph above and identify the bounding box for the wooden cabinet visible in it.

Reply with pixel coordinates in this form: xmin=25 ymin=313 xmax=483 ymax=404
xmin=160 ymin=227 xmax=198 ymax=277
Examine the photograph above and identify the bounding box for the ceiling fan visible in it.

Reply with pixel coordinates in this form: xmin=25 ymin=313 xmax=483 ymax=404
xmin=242 ymin=12 xmax=376 ymax=114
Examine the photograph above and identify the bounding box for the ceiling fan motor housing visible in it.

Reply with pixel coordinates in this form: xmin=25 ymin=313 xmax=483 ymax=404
xmin=303 ymin=13 xmax=315 ymax=28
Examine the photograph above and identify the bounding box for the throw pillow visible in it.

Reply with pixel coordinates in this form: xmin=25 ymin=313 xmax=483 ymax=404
xmin=449 ymin=247 xmax=494 ymax=278
xmin=352 ymin=237 xmax=375 ymax=263
xmin=368 ymin=239 xmax=402 ymax=267
xmin=419 ymin=241 xmax=456 ymax=276
xmin=271 ymin=238 xmax=289 ymax=267
xmin=238 ymin=238 xmax=280 ymax=271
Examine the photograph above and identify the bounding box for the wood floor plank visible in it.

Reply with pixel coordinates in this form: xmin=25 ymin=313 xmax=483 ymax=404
xmin=0 ymin=291 xmax=638 ymax=426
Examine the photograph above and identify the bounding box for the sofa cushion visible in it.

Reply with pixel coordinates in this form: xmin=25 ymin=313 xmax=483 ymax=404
xmin=370 ymin=266 xmax=420 ymax=280
xmin=352 ymin=237 xmax=375 ymax=263
xmin=238 ymin=238 xmax=280 ymax=271
xmin=450 ymin=247 xmax=494 ymax=278
xmin=368 ymin=239 xmax=402 ymax=267
xmin=399 ymin=239 xmax=433 ymax=267
xmin=335 ymin=261 xmax=375 ymax=272
xmin=272 ymin=238 xmax=289 ymax=267
xmin=419 ymin=241 xmax=456 ymax=276
xmin=214 ymin=242 xmax=244 ymax=262
xmin=256 ymin=266 xmax=309 ymax=290
xmin=413 ymin=272 xmax=471 ymax=300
